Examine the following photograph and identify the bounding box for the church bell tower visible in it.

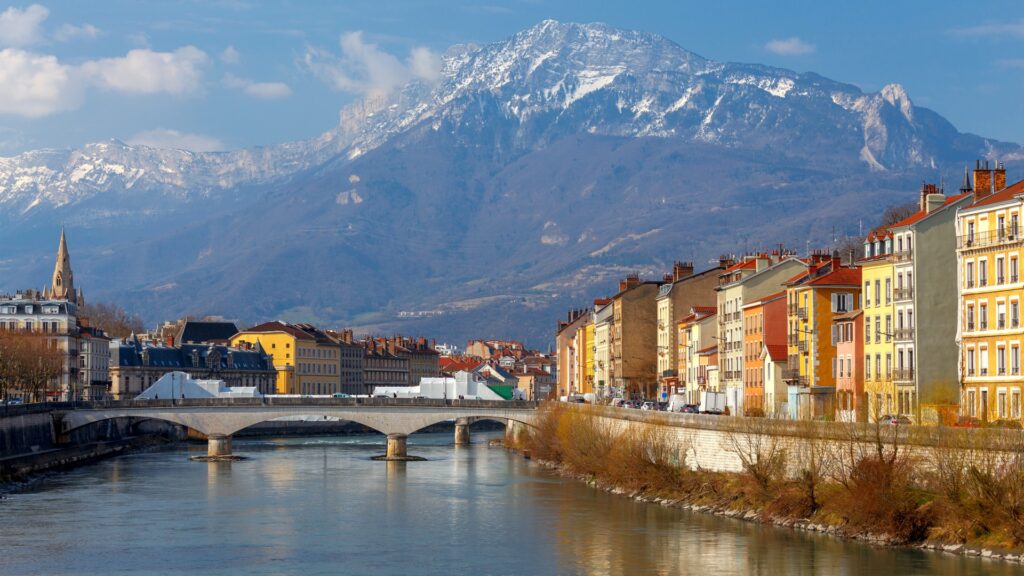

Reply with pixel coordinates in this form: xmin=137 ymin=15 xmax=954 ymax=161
xmin=51 ymin=227 xmax=75 ymax=301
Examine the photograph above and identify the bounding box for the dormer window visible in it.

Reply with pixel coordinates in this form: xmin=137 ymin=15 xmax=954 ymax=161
xmin=0 ymin=305 xmax=14 ymax=314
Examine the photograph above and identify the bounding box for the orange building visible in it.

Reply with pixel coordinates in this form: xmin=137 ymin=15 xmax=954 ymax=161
xmin=741 ymin=291 xmax=787 ymax=414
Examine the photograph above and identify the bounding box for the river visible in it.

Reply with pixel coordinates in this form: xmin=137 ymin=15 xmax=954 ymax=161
xmin=0 ymin=431 xmax=1018 ymax=575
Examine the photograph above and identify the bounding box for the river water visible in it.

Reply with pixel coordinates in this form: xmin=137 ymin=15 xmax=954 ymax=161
xmin=0 ymin=432 xmax=1019 ymax=576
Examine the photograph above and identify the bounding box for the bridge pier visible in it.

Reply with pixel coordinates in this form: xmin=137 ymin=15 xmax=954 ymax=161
xmin=207 ymin=434 xmax=233 ymax=458
xmin=454 ymin=418 xmax=471 ymax=445
xmin=386 ymin=434 xmax=408 ymax=459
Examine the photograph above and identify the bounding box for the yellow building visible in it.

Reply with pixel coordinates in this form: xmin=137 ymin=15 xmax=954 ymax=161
xmin=583 ymin=323 xmax=595 ymax=393
xmin=860 ymin=229 xmax=897 ymax=420
xmin=230 ymin=321 xmax=341 ymax=395
xmin=783 ymin=258 xmax=860 ymax=419
xmin=957 ymin=163 xmax=1023 ymax=423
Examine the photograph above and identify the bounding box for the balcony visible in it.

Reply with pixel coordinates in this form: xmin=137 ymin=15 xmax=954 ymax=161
xmin=796 ymin=307 xmax=808 ymax=320
xmin=893 ymin=368 xmax=915 ymax=381
xmin=894 ymin=327 xmax=914 ymax=340
xmin=965 ymin=279 xmax=975 ymax=289
xmin=980 ymin=277 xmax=989 ymax=287
xmin=958 ymin=226 xmax=1024 ymax=250
xmin=787 ymin=335 xmax=798 ymax=346
xmin=661 ymin=369 xmax=677 ymax=378
xmin=894 ymin=249 xmax=914 ymax=262
xmin=797 ymin=340 xmax=808 ymax=354
xmin=980 ymin=368 xmax=989 ymax=376
xmin=967 ymin=321 xmax=976 ymax=331
xmin=893 ymin=287 xmax=913 ymax=301
xmin=782 ymin=369 xmax=801 ymax=382
xmin=998 ymin=275 xmax=1006 ymax=285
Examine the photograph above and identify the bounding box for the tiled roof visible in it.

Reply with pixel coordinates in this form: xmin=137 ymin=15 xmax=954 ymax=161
xmin=692 ymin=305 xmax=717 ymax=315
xmin=807 ymin=267 xmax=861 ymax=286
xmin=833 ymin=309 xmax=863 ymax=321
xmin=722 ymin=260 xmax=757 ymax=273
xmin=765 ymin=343 xmax=788 ymax=361
xmin=697 ymin=344 xmax=718 ymax=355
xmin=966 ymin=180 xmax=1024 ymax=209
xmin=890 ymin=193 xmax=971 ymax=227
xmin=239 ymin=321 xmax=316 ymax=340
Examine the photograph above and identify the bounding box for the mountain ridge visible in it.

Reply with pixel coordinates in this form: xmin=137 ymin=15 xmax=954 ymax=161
xmin=1 ymin=20 xmax=1020 ymax=346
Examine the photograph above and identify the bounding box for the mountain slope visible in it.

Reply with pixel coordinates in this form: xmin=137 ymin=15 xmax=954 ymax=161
xmin=0 ymin=20 xmax=1019 ymax=346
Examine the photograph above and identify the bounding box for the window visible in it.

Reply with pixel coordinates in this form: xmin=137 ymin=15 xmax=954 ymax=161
xmin=832 ymin=293 xmax=853 ymax=313
xmin=885 ymin=278 xmax=891 ymax=303
xmin=886 ymin=353 xmax=892 ymax=377
xmin=968 ymin=221 xmax=976 ymax=243
xmin=999 ymin=302 xmax=1007 ymax=329
xmin=967 ymin=305 xmax=975 ymax=330
xmin=1013 ymin=258 xmax=1020 ymax=283
xmin=980 ymin=347 xmax=989 ymax=376
xmin=966 ymin=261 xmax=975 ymax=287
xmin=998 ymin=391 xmax=1007 ymax=419
xmin=875 ymin=315 xmax=882 ymax=343
xmin=885 ymin=315 xmax=892 ymax=341
xmin=865 ymin=355 xmax=871 ymax=379
xmin=1013 ymin=301 xmax=1020 ymax=328
xmin=865 ymin=317 xmax=872 ymax=343
xmin=875 ymin=354 xmax=882 ymax=379
xmin=874 ymin=280 xmax=881 ymax=306
xmin=1014 ymin=390 xmax=1022 ymax=419
xmin=968 ymin=389 xmax=977 ymax=417
xmin=864 ymin=282 xmax=871 ymax=306
xmin=998 ymin=347 xmax=1007 ymax=375
xmin=980 ymin=261 xmax=988 ymax=286
xmin=1013 ymin=346 xmax=1021 ymax=375
xmin=980 ymin=303 xmax=989 ymax=330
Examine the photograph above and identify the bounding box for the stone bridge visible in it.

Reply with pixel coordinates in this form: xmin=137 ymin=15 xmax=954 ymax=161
xmin=54 ymin=398 xmax=540 ymax=460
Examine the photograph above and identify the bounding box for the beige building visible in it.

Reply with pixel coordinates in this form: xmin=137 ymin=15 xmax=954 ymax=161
xmin=716 ymin=253 xmax=805 ymax=414
xmin=677 ymin=306 xmax=717 ymax=403
xmin=889 ymin=182 xmax=973 ymax=423
xmin=611 ymin=275 xmax=661 ymax=399
xmin=0 ymin=230 xmax=85 ymax=400
xmin=655 ymin=262 xmax=722 ymax=399
xmin=592 ymin=300 xmax=613 ymax=398
xmin=555 ymin=309 xmax=590 ymax=398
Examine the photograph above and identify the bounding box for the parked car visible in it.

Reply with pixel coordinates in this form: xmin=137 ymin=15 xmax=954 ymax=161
xmin=878 ymin=414 xmax=912 ymax=426
xmin=332 ymin=393 xmax=350 ymax=399
xmin=991 ymin=419 xmax=1023 ymax=429
xmin=952 ymin=416 xmax=983 ymax=428
xmin=1 ymin=398 xmax=22 ymax=406
xmin=680 ymin=404 xmax=700 ymax=414
xmin=640 ymin=401 xmax=656 ymax=411
xmin=656 ymin=402 xmax=669 ymax=411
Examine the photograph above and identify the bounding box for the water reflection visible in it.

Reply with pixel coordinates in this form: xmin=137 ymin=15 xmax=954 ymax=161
xmin=0 ymin=432 xmax=1020 ymax=576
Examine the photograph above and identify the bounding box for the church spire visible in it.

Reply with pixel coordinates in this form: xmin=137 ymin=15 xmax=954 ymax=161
xmin=51 ymin=227 xmax=75 ymax=301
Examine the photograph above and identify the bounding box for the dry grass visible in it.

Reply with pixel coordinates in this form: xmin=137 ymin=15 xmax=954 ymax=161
xmin=521 ymin=404 xmax=1024 ymax=550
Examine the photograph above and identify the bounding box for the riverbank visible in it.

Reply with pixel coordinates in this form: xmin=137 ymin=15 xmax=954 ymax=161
xmin=509 ymin=405 xmax=1024 ymax=565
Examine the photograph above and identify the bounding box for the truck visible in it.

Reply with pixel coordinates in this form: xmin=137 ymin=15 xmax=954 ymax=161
xmin=699 ymin=391 xmax=727 ymax=415
xmin=666 ymin=394 xmax=688 ymax=413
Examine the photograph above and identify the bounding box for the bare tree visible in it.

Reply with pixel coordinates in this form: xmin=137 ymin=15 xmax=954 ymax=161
xmin=881 ymin=202 xmax=919 ymax=226
xmin=80 ymin=302 xmax=145 ymax=339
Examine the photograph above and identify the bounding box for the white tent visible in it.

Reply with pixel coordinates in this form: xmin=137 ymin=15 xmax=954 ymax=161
xmin=136 ymin=371 xmax=263 ymax=400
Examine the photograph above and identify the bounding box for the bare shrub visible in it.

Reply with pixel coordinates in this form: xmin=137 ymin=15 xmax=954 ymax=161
xmin=525 ymin=403 xmax=565 ymax=462
xmin=722 ymin=416 xmax=787 ymax=498
xmin=606 ymin=420 xmax=691 ymax=494
xmin=555 ymin=409 xmax=616 ymax=477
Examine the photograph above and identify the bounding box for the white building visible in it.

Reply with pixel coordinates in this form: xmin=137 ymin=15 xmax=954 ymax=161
xmin=136 ymin=371 xmax=263 ymax=399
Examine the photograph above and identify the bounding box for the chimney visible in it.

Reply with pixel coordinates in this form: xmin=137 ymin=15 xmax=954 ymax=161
xmin=672 ymin=261 xmax=694 ymax=282
xmin=718 ymin=256 xmax=735 ymax=269
xmin=926 ymin=193 xmax=945 ymax=214
xmin=974 ymin=159 xmax=993 ymax=200
xmin=618 ymin=273 xmax=641 ymax=292
xmin=995 ymin=161 xmax=1007 ymax=191
xmin=919 ymin=182 xmax=939 ymax=211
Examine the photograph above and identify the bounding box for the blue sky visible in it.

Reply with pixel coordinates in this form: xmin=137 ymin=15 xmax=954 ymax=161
xmin=1 ymin=0 xmax=1022 ymax=154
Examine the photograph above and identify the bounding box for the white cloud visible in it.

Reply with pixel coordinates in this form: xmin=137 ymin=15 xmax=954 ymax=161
xmin=126 ymin=128 xmax=224 ymax=152
xmin=223 ymin=73 xmax=291 ymax=99
xmin=80 ymin=46 xmax=208 ymax=94
xmin=953 ymin=19 xmax=1024 ymax=38
xmin=219 ymin=45 xmax=240 ymax=64
xmin=765 ymin=37 xmax=816 ymax=56
xmin=54 ymin=22 xmax=101 ymax=42
xmin=304 ymin=31 xmax=442 ymax=97
xmin=0 ymin=48 xmax=79 ymax=117
xmin=0 ymin=4 xmax=48 ymax=47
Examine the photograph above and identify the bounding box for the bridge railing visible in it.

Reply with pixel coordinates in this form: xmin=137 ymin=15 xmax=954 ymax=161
xmin=39 ymin=397 xmax=538 ymax=411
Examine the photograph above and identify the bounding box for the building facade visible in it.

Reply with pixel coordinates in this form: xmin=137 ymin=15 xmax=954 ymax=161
xmin=742 ymin=291 xmax=786 ymax=414
xmin=230 ymin=322 xmax=342 ymax=395
xmin=654 ymin=262 xmax=721 ymax=398
xmin=956 ymin=162 xmax=1023 ymax=423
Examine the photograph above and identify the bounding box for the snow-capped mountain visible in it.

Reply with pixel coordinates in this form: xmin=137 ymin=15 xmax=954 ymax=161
xmin=1 ymin=20 xmax=1014 ymax=216
xmin=1 ymin=20 xmax=1019 ymax=345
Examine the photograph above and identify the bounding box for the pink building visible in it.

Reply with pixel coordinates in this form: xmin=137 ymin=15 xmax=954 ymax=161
xmin=833 ymin=310 xmax=865 ymax=422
